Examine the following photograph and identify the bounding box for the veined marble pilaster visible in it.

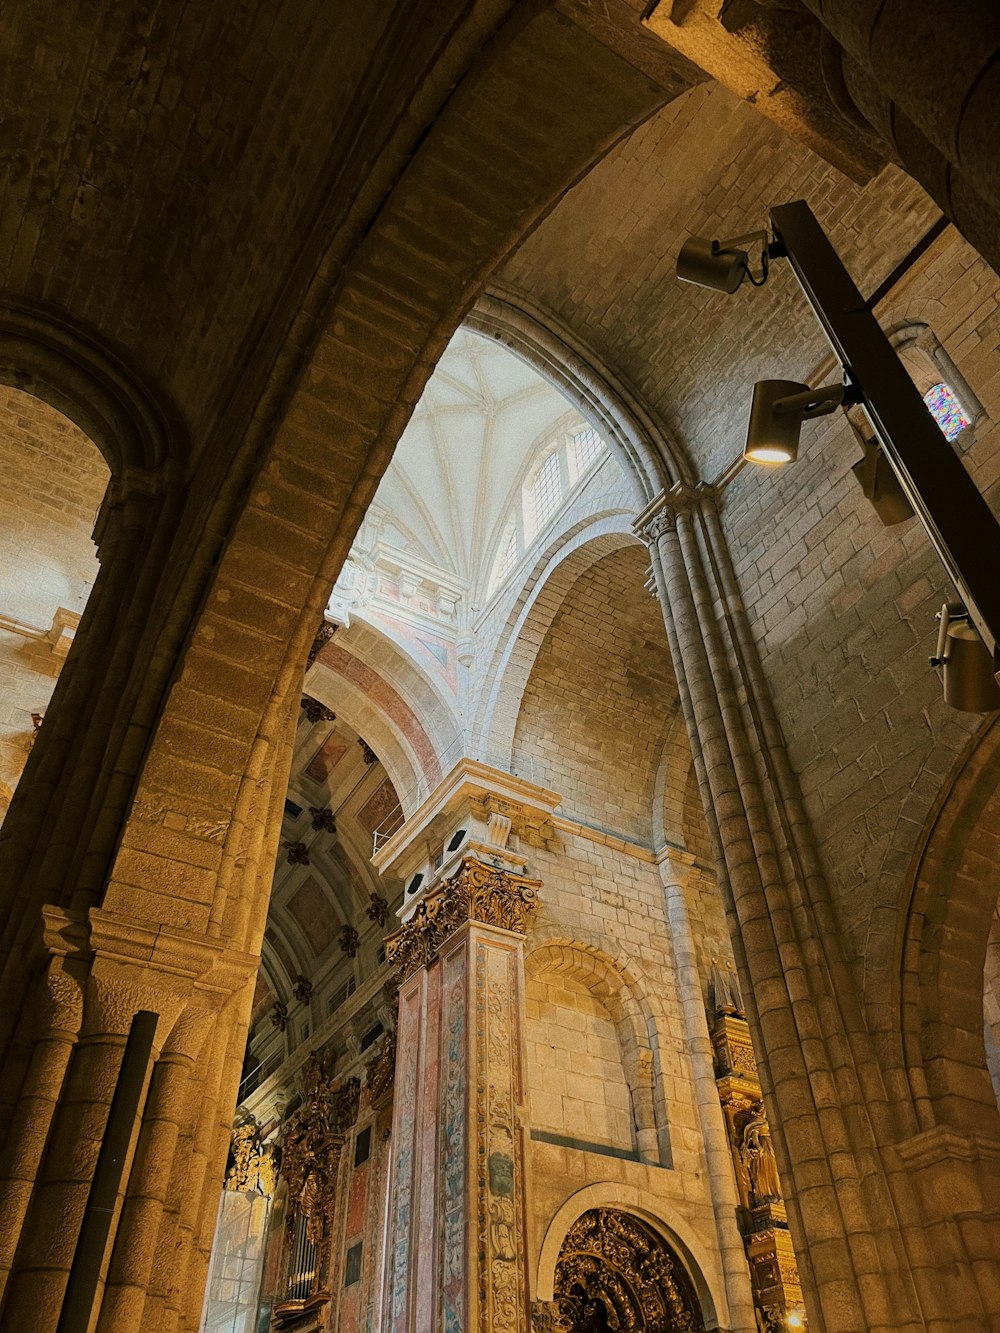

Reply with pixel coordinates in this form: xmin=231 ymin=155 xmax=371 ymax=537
xmin=384 ymin=854 xmax=539 ymax=1333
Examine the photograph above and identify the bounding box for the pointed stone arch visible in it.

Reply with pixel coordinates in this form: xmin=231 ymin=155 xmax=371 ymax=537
xmin=898 ymin=715 xmax=1000 ymax=1137
xmin=475 ymin=522 xmax=647 ymax=769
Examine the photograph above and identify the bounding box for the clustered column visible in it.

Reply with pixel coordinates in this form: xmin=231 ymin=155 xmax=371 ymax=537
xmin=636 ymin=483 xmax=970 ymax=1331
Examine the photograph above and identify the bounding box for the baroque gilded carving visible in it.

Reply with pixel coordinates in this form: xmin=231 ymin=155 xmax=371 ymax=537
xmin=226 ymin=1116 xmax=278 ymax=1196
xmin=364 ymin=1029 xmax=396 ymax=1105
xmin=278 ymin=1057 xmax=360 ymax=1255
xmin=740 ymin=1105 xmax=782 ymax=1205
xmin=306 ymin=619 xmax=336 ymax=664
xmin=712 ymin=1002 xmax=804 ymax=1327
xmin=553 ymin=1209 xmax=704 ymax=1332
xmin=367 ymin=892 xmax=389 ymax=926
xmin=300 ymin=695 xmax=336 ymax=725
xmin=531 ymin=1299 xmax=573 ymax=1332
xmin=384 ymin=856 xmax=540 ymax=981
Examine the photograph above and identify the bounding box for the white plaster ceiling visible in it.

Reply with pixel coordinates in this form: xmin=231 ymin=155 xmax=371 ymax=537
xmin=367 ymin=326 xmax=579 ymax=590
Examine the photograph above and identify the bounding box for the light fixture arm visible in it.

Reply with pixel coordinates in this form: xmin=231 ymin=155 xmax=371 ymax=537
xmin=772 ymin=380 xmax=858 ymax=421
xmin=768 ymin=201 xmax=1000 ymax=677
xmin=712 ymin=230 xmax=768 ymax=256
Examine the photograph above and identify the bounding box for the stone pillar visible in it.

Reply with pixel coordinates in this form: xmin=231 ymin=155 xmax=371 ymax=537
xmin=384 ymin=854 xmax=540 ymax=1333
xmin=638 ymin=487 xmax=916 ymax=1331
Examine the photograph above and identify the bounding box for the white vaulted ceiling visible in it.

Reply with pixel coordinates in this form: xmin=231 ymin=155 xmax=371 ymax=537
xmin=367 ymin=326 xmax=583 ymax=595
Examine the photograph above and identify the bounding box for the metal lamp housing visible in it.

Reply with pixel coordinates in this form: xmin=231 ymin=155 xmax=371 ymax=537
xmin=676 ymin=237 xmax=748 ymax=294
xmin=744 ymin=379 xmax=808 ymax=464
xmin=933 ymin=607 xmax=1000 ymax=712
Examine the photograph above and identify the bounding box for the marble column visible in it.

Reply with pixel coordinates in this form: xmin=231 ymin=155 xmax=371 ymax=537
xmin=384 ymin=854 xmax=540 ymax=1333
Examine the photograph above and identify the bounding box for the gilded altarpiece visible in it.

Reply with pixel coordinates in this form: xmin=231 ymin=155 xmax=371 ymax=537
xmin=709 ymin=966 xmax=805 ymax=1331
xmin=384 ymin=856 xmax=537 ymax=1333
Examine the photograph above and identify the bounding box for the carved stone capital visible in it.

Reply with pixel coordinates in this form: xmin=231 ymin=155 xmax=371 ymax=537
xmin=384 ymin=856 xmax=541 ymax=981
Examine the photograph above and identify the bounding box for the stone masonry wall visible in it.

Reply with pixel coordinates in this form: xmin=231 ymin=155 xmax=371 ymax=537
xmin=512 ymin=545 xmax=680 ymax=846
xmin=0 ymin=389 xmax=107 ymax=809
xmin=501 ymin=76 xmax=1000 ymax=1003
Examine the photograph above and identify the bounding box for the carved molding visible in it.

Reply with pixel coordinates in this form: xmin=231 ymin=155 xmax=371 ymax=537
xmin=384 ymin=856 xmax=541 ymax=981
xmin=365 ymin=1030 xmax=396 ymax=1106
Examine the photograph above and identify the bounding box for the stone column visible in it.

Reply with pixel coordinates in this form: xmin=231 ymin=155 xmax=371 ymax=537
xmin=384 ymin=855 xmax=540 ymax=1333
xmin=637 ymin=486 xmax=928 ymax=1332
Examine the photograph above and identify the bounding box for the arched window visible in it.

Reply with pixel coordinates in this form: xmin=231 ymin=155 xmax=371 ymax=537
xmin=889 ymin=321 xmax=982 ymax=448
xmin=923 ymin=381 xmax=971 ymax=442
xmin=524 ymin=448 xmax=563 ymax=541
xmin=486 ymin=421 xmax=611 ymax=599
xmin=488 ymin=521 xmax=518 ymax=595
xmin=568 ymin=425 xmax=603 ymax=481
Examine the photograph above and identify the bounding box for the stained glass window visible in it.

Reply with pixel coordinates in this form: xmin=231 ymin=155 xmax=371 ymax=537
xmin=923 ymin=382 xmax=970 ymax=442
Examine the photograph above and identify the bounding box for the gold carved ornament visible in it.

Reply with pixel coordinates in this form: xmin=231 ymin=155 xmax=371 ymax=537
xmin=364 ymin=1029 xmax=396 ymax=1105
xmin=278 ymin=1059 xmax=360 ymax=1252
xmin=553 ymin=1209 xmax=704 ymax=1333
xmin=226 ymin=1117 xmax=278 ymax=1196
xmin=384 ymin=857 xmax=540 ymax=981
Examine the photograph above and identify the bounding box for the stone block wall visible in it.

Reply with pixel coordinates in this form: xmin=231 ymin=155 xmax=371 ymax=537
xmin=0 ymin=388 xmax=107 ymax=809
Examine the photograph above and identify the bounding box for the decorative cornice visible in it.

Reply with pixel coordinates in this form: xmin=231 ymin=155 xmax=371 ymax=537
xmin=384 ymin=856 xmax=540 ymax=981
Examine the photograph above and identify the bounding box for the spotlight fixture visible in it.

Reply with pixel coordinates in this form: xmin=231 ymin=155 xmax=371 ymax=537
xmin=930 ymin=604 xmax=1000 ymax=713
xmin=744 ymin=379 xmax=856 ymax=465
xmin=676 ymin=230 xmax=784 ymax=293
xmin=678 ymin=201 xmax=1000 ymax=709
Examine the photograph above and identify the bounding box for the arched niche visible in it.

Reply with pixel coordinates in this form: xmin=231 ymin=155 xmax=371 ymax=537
xmin=535 ymin=1187 xmax=724 ymax=1331
xmin=552 ymin=1208 xmax=706 ymax=1333
xmin=473 ymin=514 xmax=640 ymax=764
xmin=526 ymin=941 xmax=664 ymax=1166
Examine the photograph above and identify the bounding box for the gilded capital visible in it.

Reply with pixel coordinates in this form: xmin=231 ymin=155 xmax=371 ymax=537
xmin=385 ymin=855 xmax=540 ymax=981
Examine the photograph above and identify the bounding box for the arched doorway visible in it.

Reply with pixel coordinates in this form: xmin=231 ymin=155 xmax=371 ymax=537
xmin=554 ymin=1209 xmax=705 ymax=1332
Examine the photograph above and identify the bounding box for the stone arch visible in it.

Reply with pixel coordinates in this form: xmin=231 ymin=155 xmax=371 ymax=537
xmin=307 ymin=625 xmax=458 ymax=816
xmin=525 ymin=937 xmax=670 ymax=1166
xmin=0 ymin=299 xmax=179 ymax=476
xmin=535 ymin=1185 xmax=724 ymax=1331
xmin=898 ymin=715 xmax=1000 ymax=1136
xmin=653 ymin=713 xmax=696 ymax=855
xmin=476 ymin=521 xmax=646 ymax=767
xmin=469 ymin=286 xmax=686 ymax=497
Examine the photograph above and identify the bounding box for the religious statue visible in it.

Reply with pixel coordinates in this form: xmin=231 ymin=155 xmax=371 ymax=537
xmin=710 ymin=956 xmax=745 ymax=1017
xmin=741 ymin=1105 xmax=782 ymax=1204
